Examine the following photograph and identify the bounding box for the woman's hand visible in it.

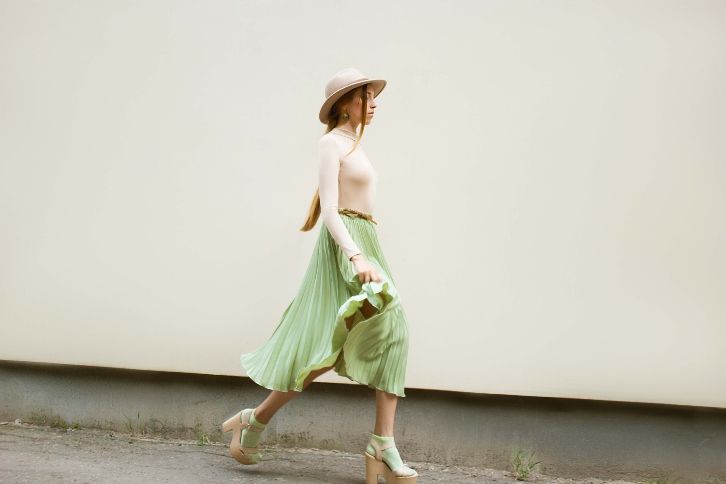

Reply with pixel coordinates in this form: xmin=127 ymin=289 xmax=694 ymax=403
xmin=351 ymin=254 xmax=382 ymax=284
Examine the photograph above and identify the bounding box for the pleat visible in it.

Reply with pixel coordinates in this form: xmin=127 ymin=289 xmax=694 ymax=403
xmin=240 ymin=213 xmax=409 ymax=397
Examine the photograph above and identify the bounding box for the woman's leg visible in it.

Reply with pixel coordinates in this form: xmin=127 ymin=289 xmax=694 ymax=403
xmin=253 ymin=363 xmax=335 ymax=423
xmin=373 ymin=389 xmax=398 ymax=436
xmin=255 ymin=298 xmax=377 ymax=424
xmin=369 ymin=390 xmax=416 ymax=475
xmin=363 ymin=297 xmax=416 ymax=476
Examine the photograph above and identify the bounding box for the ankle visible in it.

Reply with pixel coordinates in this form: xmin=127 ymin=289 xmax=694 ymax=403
xmin=371 ymin=432 xmax=394 ymax=441
xmin=250 ymin=408 xmax=269 ymax=427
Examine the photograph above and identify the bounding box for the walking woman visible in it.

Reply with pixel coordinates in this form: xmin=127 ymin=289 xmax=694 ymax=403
xmin=222 ymin=67 xmax=418 ymax=483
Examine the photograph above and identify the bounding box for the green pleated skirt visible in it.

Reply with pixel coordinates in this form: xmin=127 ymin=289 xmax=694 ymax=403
xmin=239 ymin=210 xmax=409 ymax=397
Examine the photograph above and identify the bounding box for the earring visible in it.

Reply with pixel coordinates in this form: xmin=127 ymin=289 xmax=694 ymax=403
xmin=342 ymin=112 xmax=349 ymax=120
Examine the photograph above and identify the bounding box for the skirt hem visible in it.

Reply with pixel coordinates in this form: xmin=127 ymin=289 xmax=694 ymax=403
xmin=239 ymin=215 xmax=409 ymax=398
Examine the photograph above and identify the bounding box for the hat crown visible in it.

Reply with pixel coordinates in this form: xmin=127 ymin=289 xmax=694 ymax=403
xmin=318 ymin=67 xmax=385 ymax=124
xmin=325 ymin=67 xmax=370 ymax=98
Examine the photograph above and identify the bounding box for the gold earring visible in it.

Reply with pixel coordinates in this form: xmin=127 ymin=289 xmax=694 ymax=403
xmin=343 ymin=112 xmax=349 ymax=120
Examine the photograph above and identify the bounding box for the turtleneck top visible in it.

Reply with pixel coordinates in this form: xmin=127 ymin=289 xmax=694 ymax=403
xmin=318 ymin=127 xmax=377 ymax=260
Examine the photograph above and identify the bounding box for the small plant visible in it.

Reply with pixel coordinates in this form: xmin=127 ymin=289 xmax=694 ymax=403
xmin=510 ymin=448 xmax=542 ymax=481
xmin=26 ymin=410 xmax=70 ymax=429
xmin=121 ymin=412 xmax=141 ymax=436
xmin=193 ymin=420 xmax=211 ymax=446
xmin=49 ymin=416 xmax=70 ymax=429
xmin=196 ymin=432 xmax=211 ymax=446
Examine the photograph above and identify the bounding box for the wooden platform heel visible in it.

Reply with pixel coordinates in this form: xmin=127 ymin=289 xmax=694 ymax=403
xmin=221 ymin=408 xmax=266 ymax=465
xmin=364 ymin=436 xmax=418 ymax=483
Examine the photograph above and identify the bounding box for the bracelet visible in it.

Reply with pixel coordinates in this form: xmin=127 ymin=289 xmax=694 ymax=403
xmin=349 ymin=252 xmax=361 ymax=261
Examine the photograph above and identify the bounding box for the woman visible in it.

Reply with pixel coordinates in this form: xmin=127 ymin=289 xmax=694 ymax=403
xmin=222 ymin=67 xmax=418 ymax=483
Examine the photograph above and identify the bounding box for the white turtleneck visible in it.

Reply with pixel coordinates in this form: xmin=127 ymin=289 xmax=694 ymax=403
xmin=318 ymin=127 xmax=377 ymax=260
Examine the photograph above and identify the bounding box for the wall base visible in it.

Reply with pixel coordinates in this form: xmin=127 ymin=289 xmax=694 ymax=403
xmin=1 ymin=360 xmax=724 ymax=480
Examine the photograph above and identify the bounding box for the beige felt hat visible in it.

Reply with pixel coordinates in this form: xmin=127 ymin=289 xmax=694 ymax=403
xmin=319 ymin=67 xmax=387 ymax=124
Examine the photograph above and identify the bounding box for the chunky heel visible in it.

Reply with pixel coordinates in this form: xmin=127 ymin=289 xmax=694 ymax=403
xmin=365 ymin=451 xmax=386 ymax=484
xmin=363 ymin=433 xmax=418 ymax=483
xmin=221 ymin=414 xmax=238 ymax=433
xmin=220 ymin=408 xmax=266 ymax=465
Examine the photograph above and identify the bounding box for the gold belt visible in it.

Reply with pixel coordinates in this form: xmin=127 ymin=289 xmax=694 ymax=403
xmin=338 ymin=207 xmax=378 ymax=224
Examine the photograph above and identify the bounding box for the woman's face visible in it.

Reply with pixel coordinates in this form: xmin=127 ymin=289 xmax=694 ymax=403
xmin=343 ymin=85 xmax=377 ymax=127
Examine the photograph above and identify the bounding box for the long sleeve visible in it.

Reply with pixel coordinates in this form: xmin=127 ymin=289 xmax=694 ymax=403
xmin=318 ymin=136 xmax=362 ymax=260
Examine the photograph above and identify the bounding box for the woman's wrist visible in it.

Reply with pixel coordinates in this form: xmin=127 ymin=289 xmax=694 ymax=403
xmin=349 ymin=253 xmax=362 ymax=262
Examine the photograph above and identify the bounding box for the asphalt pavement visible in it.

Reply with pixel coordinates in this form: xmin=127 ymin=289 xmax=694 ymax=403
xmin=0 ymin=420 xmax=639 ymax=483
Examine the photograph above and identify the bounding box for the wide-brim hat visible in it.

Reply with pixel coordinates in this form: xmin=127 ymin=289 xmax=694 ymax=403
xmin=319 ymin=67 xmax=387 ymax=124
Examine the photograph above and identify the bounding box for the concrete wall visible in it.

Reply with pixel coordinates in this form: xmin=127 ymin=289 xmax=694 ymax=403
xmin=1 ymin=0 xmax=725 ymax=408
xmin=1 ymin=361 xmax=725 ymax=480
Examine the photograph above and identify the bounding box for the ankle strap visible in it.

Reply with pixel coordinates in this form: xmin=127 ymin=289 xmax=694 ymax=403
xmin=368 ymin=436 xmax=396 ymax=460
xmin=242 ymin=410 xmax=266 ymax=432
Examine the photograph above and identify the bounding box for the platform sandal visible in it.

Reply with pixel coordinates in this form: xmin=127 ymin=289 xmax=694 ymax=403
xmin=221 ymin=407 xmax=267 ymax=465
xmin=364 ymin=432 xmax=418 ymax=483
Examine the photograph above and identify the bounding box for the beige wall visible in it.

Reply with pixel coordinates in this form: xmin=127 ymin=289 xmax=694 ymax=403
xmin=1 ymin=0 xmax=724 ymax=408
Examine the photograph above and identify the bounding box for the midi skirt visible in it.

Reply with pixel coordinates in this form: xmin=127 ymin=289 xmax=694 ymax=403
xmin=239 ymin=210 xmax=410 ymax=397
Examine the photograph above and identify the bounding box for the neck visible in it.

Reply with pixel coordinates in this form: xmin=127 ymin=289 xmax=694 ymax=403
xmin=335 ymin=121 xmax=359 ymax=133
xmin=332 ymin=126 xmax=360 ymax=142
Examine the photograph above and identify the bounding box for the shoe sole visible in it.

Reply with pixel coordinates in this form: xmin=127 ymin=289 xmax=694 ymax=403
xmin=364 ymin=451 xmax=418 ymax=483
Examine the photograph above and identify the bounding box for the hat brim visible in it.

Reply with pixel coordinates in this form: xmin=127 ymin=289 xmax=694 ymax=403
xmin=319 ymin=79 xmax=387 ymax=124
